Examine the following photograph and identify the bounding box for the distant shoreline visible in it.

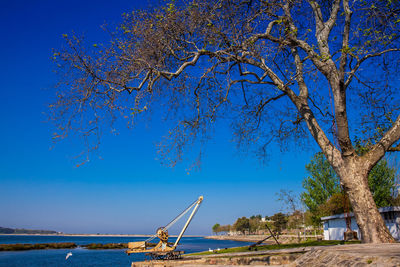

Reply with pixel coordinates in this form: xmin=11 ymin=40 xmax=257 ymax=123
xmin=0 ymin=234 xmax=150 ymax=237
xmin=0 ymin=234 xmax=204 ymax=237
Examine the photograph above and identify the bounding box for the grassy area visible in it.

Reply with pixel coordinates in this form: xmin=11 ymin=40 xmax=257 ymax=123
xmin=81 ymin=243 xmax=128 ymax=249
xmin=187 ymin=240 xmax=361 ymax=256
xmin=0 ymin=242 xmax=77 ymax=251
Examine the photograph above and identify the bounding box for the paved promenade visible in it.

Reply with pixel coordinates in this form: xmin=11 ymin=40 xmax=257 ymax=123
xmin=132 ymin=243 xmax=400 ymax=267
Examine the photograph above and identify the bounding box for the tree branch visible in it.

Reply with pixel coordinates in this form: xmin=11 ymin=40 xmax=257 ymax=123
xmin=339 ymin=0 xmax=352 ymax=84
xmin=308 ymin=0 xmax=340 ymax=56
xmin=388 ymin=143 xmax=400 ymax=152
xmin=366 ymin=114 xmax=400 ymax=167
xmin=255 ymin=92 xmax=287 ymax=117
xmin=344 ymin=48 xmax=400 ymax=89
xmin=291 ymin=46 xmax=308 ymax=99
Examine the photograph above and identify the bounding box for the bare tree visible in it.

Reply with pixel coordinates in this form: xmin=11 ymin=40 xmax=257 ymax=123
xmin=51 ymin=0 xmax=400 ymax=242
xmin=277 ymin=189 xmax=303 ymax=240
xmin=277 ymin=189 xmax=300 ymax=214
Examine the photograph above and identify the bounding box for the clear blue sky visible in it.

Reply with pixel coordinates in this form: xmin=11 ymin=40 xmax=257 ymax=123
xmin=0 ymin=0 xmax=318 ymax=235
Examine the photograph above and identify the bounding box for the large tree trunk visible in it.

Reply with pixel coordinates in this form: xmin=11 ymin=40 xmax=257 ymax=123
xmin=340 ymin=162 xmax=394 ymax=243
xmin=297 ymin=98 xmax=395 ymax=243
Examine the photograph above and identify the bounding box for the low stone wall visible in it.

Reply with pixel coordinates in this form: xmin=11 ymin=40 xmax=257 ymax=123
xmin=131 ymin=248 xmax=310 ymax=266
xmin=132 ymin=253 xmax=302 ymax=266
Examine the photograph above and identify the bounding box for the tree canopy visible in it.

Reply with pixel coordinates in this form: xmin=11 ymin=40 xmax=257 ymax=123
xmin=301 ymin=152 xmax=341 ymax=213
xmin=212 ymin=223 xmax=221 ymax=234
xmin=368 ymin=158 xmax=397 ymax=208
xmin=302 ymin=151 xmax=397 ymax=224
xmin=52 ymin=0 xmax=400 ymax=242
xmin=271 ymin=212 xmax=288 ymax=234
xmin=234 ymin=216 xmax=250 ymax=234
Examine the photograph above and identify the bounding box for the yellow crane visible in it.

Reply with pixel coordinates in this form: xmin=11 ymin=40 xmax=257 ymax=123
xmin=126 ymin=196 xmax=203 ymax=260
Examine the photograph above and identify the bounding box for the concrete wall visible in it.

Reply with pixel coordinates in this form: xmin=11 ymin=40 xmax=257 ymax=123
xmin=323 ymin=208 xmax=400 ymax=241
xmin=323 ymin=217 xmax=359 ymax=240
xmin=387 ymin=221 xmax=400 ymax=240
xmin=324 ymin=217 xmax=400 ymax=241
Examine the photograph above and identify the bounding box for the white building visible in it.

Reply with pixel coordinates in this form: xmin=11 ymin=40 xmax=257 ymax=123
xmin=321 ymin=206 xmax=400 ymax=241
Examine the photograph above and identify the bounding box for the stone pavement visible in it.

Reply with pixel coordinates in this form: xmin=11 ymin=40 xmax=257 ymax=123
xmin=290 ymin=243 xmax=400 ymax=267
xmin=132 ymin=243 xmax=400 ymax=267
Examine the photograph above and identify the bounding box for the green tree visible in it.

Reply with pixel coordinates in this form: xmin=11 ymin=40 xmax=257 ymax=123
xmin=304 ymin=210 xmax=315 ymax=227
xmin=249 ymin=217 xmax=263 ymax=234
xmin=368 ymin=159 xmax=396 ymax=208
xmin=355 ymin=140 xmax=397 ymax=208
xmin=301 ymin=152 xmax=341 ymax=213
xmin=287 ymin=210 xmax=300 ymax=229
xmin=250 ymin=214 xmax=262 ymax=220
xmin=212 ymin=223 xmax=220 ymax=235
xmin=218 ymin=224 xmax=231 ymax=233
xmin=53 ymin=0 xmax=400 ymax=242
xmin=317 ymin=192 xmax=351 ymax=217
xmin=271 ymin=212 xmax=287 ymax=234
xmin=302 ymin=152 xmax=396 ymax=224
xmin=234 ymin=217 xmax=250 ymax=235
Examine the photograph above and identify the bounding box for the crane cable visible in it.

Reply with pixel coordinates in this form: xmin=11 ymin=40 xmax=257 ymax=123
xmin=144 ymin=199 xmax=199 ymax=242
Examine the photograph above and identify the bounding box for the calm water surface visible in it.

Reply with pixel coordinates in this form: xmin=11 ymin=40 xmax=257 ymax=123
xmin=0 ymin=235 xmax=252 ymax=267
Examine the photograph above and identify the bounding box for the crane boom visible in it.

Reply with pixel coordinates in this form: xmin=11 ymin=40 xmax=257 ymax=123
xmin=126 ymin=195 xmax=204 ymax=260
xmin=173 ymin=196 xmax=203 ymax=248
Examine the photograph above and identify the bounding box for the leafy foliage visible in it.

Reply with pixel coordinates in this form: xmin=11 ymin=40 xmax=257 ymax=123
xmin=317 ymin=192 xmax=351 ymax=217
xmin=271 ymin=212 xmax=288 ymax=234
xmin=368 ymin=158 xmax=396 ymax=207
xmin=301 ymin=151 xmax=397 ymax=224
xmin=234 ymin=217 xmax=250 ymax=234
xmin=301 ymin=152 xmax=341 ymax=213
xmin=287 ymin=210 xmax=303 ymax=230
xmin=212 ymin=223 xmax=221 ymax=234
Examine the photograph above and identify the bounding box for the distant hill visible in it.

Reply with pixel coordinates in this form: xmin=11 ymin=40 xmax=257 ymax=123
xmin=0 ymin=227 xmax=59 ymax=235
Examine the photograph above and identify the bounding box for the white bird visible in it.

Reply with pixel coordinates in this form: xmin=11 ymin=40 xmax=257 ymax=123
xmin=66 ymin=252 xmax=72 ymax=260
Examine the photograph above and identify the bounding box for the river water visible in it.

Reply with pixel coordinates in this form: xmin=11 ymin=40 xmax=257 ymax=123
xmin=0 ymin=235 xmax=251 ymax=267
